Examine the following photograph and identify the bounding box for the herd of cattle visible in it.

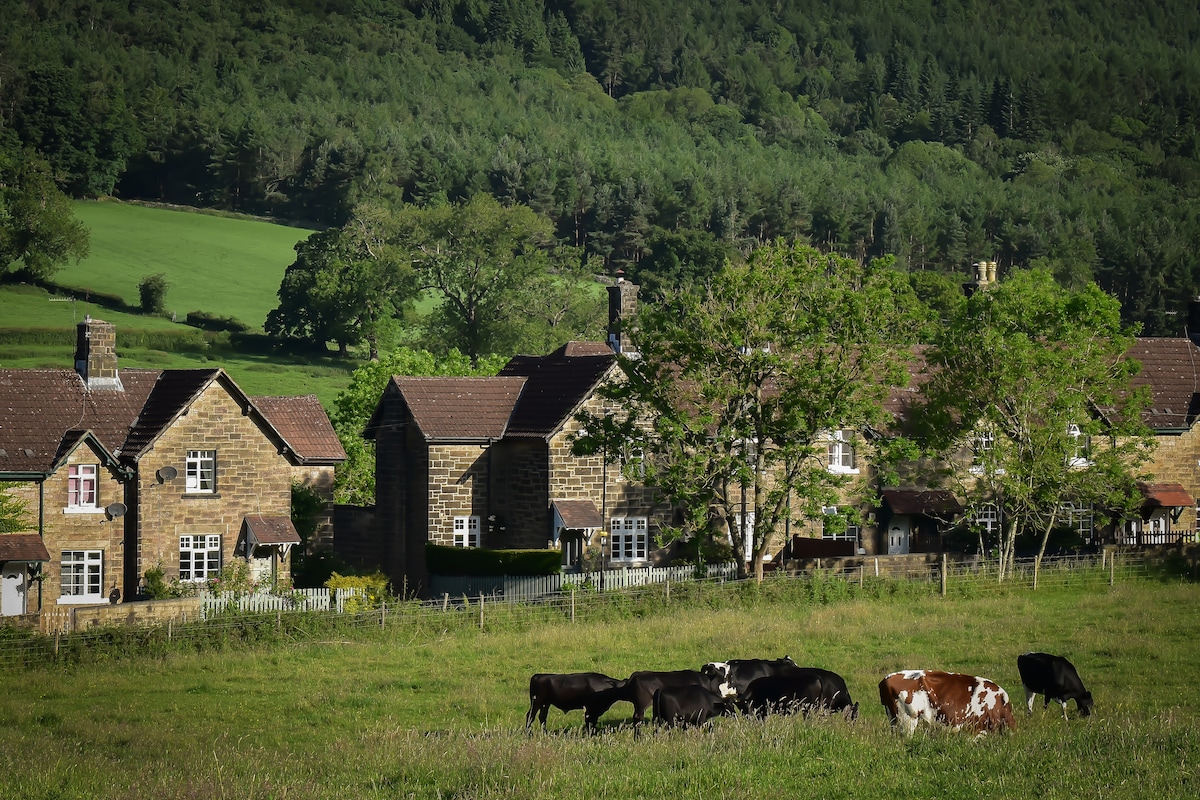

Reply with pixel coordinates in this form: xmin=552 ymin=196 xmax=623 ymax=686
xmin=526 ymin=651 xmax=1094 ymax=736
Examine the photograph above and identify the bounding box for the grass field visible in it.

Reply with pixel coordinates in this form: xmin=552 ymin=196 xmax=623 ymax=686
xmin=1 ymin=579 xmax=1196 ymax=799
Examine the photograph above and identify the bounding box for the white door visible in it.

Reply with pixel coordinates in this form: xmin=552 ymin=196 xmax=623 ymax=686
xmin=2 ymin=562 xmax=27 ymax=616
xmin=887 ymin=517 xmax=911 ymax=555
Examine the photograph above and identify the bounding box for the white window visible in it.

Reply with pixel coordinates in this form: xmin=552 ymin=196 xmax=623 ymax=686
xmin=185 ymin=450 xmax=216 ymax=493
xmin=610 ymin=517 xmax=648 ymax=563
xmin=179 ymin=534 xmax=221 ymax=582
xmin=826 ymin=430 xmax=857 ymax=473
xmin=67 ymin=464 xmax=98 ymax=510
xmin=732 ymin=512 xmax=756 ymax=562
xmin=1067 ymin=423 xmax=1091 ymax=467
xmin=1060 ymin=502 xmax=1094 ymax=540
xmin=821 ymin=507 xmax=859 ymax=541
xmin=453 ymin=516 xmax=480 ymax=548
xmin=974 ymin=503 xmax=1000 ymax=537
xmin=60 ymin=550 xmax=103 ymax=601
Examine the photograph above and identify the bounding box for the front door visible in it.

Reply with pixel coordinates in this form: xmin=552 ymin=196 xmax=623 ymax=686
xmin=887 ymin=517 xmax=911 ymax=555
xmin=1 ymin=562 xmax=27 ymax=616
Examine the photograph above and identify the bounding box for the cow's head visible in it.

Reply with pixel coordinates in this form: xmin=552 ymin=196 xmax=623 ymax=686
xmin=701 ymin=662 xmax=738 ymax=698
xmin=1078 ymin=691 xmax=1094 ymax=717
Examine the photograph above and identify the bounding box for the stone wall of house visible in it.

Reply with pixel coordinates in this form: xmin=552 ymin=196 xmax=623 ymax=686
xmin=1142 ymin=429 xmax=1200 ymax=530
xmin=425 ymin=444 xmax=490 ymax=546
xmin=132 ymin=381 xmax=293 ymax=592
xmin=290 ymin=464 xmax=337 ymax=549
xmin=491 ymin=440 xmax=549 ymax=548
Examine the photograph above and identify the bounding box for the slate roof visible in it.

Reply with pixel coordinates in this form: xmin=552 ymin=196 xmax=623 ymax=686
xmin=243 ymin=514 xmax=301 ymax=545
xmin=393 ymin=376 xmax=527 ymax=440
xmin=499 ymin=342 xmax=616 ymax=437
xmin=252 ymin=395 xmax=347 ymax=464
xmin=1125 ymin=338 xmax=1200 ymax=430
xmin=0 ymin=533 xmax=51 ymax=562
xmin=0 ymin=368 xmax=158 ymax=474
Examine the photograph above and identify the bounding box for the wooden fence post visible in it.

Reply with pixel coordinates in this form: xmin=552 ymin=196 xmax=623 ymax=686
xmin=479 ymin=595 xmax=485 ymax=630
xmin=570 ymin=587 xmax=575 ymax=623
xmin=1110 ymin=552 xmax=1115 ymax=587
xmin=940 ymin=553 xmax=948 ymax=597
xmin=381 ymin=600 xmax=386 ymax=629
xmin=443 ymin=593 xmax=449 ymax=612
xmin=665 ymin=578 xmax=670 ymax=602
xmin=859 ymin=564 xmax=864 ymax=589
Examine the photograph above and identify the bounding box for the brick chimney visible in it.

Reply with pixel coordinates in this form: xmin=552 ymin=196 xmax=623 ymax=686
xmin=607 ymin=274 xmax=639 ymax=355
xmin=75 ymin=316 xmax=123 ymax=390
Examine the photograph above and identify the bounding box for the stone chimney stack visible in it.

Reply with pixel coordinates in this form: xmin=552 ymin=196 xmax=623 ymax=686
xmin=606 ymin=273 xmax=639 ymax=355
xmin=1187 ymin=297 xmax=1200 ymax=346
xmin=75 ymin=316 xmax=123 ymax=390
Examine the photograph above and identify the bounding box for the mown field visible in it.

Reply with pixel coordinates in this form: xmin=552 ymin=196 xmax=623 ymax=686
xmin=0 ymin=202 xmax=360 ymax=406
xmin=1 ymin=578 xmax=1196 ymax=799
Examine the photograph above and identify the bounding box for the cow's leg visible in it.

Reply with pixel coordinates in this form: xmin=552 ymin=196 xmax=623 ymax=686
xmin=1022 ymin=685 xmax=1036 ymax=715
xmin=1059 ymin=700 xmax=1069 ymax=721
xmin=525 ymin=701 xmax=540 ymax=732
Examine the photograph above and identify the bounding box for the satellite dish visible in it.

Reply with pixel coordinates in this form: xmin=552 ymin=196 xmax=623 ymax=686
xmin=105 ymin=502 xmax=128 ymax=518
xmin=156 ymin=466 xmax=178 ymax=483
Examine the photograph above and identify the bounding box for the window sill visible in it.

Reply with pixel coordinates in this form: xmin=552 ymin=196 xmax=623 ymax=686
xmin=62 ymin=507 xmax=105 ymax=515
xmin=181 ymin=492 xmax=221 ymax=499
xmin=58 ymin=595 xmax=106 ymax=605
xmin=826 ymin=467 xmax=860 ymax=475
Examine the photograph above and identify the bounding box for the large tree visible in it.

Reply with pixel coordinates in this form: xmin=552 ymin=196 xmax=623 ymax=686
xmin=0 ymin=146 xmax=89 ymax=279
xmin=913 ymin=268 xmax=1154 ymax=581
xmin=575 ymin=243 xmax=924 ymax=580
xmin=266 ymin=204 xmax=419 ymax=359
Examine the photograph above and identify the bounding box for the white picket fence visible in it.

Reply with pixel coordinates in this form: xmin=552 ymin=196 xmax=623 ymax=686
xmin=429 ymin=561 xmax=739 ymax=604
xmin=200 ymin=587 xmax=364 ymax=617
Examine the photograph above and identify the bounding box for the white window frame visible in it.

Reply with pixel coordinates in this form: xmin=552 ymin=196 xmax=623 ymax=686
xmin=1060 ymin=502 xmax=1094 ymax=540
xmin=66 ymin=464 xmax=101 ymax=512
xmin=974 ymin=503 xmax=1000 ymax=537
xmin=60 ymin=550 xmax=103 ymax=603
xmin=732 ymin=512 xmax=756 ymax=562
xmin=1066 ymin=423 xmax=1092 ymax=467
xmin=610 ymin=517 xmax=648 ymax=563
xmin=179 ymin=534 xmax=221 ymax=582
xmin=453 ymin=515 xmax=480 ymax=548
xmin=185 ymin=450 xmax=216 ymax=493
xmin=826 ymin=430 xmax=858 ymax=474
xmin=821 ymin=506 xmax=860 ymax=541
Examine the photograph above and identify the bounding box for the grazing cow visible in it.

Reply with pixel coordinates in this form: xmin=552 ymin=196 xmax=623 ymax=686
xmin=526 ymin=672 xmax=626 ymax=732
xmin=652 ymin=684 xmax=735 ymax=729
xmin=588 ymin=669 xmax=731 ymax=728
xmin=1017 ymin=652 xmax=1093 ymax=719
xmin=700 ymin=656 xmax=798 ymax=699
xmin=742 ymin=667 xmax=859 ymax=720
xmin=879 ymin=670 xmax=1015 ymax=736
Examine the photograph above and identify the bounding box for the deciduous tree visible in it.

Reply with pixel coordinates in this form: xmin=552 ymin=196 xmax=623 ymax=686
xmin=0 ymin=147 xmax=90 ymax=279
xmin=575 ymin=242 xmax=923 ymax=580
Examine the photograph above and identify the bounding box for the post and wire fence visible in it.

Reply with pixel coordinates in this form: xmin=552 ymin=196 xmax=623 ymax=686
xmin=0 ymin=550 xmax=1190 ymax=670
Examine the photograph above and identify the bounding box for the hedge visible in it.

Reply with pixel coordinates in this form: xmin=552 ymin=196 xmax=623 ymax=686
xmin=425 ymin=545 xmax=562 ymax=576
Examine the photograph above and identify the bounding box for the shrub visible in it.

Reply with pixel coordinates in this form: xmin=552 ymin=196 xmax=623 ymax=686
xmin=142 ymin=565 xmax=190 ymax=599
xmin=186 ymin=310 xmax=251 ymax=333
xmin=138 ymin=273 xmax=170 ymax=313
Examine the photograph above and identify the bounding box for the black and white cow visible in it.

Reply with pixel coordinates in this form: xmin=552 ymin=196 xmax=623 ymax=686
xmin=652 ymin=684 xmax=735 ymax=729
xmin=700 ymin=656 xmax=798 ymax=700
xmin=741 ymin=667 xmax=859 ymax=720
xmin=526 ymin=672 xmax=626 ymax=732
xmin=588 ymin=669 xmax=732 ymax=728
xmin=1016 ymin=652 xmax=1093 ymax=719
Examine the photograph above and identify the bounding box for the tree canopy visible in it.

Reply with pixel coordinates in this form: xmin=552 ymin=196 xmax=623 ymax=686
xmin=575 ymin=242 xmax=924 ymax=579
xmin=911 ymin=269 xmax=1155 ymax=579
xmin=0 ymin=145 xmax=89 ymax=279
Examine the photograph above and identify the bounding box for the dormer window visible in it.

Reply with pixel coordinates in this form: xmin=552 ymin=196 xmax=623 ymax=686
xmin=66 ymin=464 xmax=99 ymax=511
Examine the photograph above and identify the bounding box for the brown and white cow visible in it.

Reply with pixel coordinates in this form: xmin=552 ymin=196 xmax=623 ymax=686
xmin=879 ymin=670 xmax=1015 ymax=736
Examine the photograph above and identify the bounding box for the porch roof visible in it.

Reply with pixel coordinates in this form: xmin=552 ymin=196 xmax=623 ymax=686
xmin=881 ymin=488 xmax=963 ymax=517
xmin=0 ymin=533 xmax=52 ymax=562
xmin=1137 ymin=482 xmax=1194 ymax=509
xmin=552 ymin=499 xmax=603 ymax=530
xmin=242 ymin=514 xmax=301 ymax=546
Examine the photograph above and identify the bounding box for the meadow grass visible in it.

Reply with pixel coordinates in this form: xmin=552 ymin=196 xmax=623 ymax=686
xmin=1 ymin=580 xmax=1196 ymax=799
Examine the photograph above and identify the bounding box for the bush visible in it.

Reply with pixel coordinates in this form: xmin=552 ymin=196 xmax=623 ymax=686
xmin=425 ymin=544 xmax=563 ymax=576
xmin=138 ymin=273 xmax=170 ymax=313
xmin=186 ymin=310 xmax=251 ymax=333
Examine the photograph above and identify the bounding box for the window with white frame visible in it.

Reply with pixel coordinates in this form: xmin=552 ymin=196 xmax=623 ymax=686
xmin=453 ymin=515 xmax=480 ymax=548
xmin=821 ymin=507 xmax=860 ymax=541
xmin=179 ymin=534 xmax=221 ymax=582
xmin=67 ymin=464 xmax=99 ymax=510
xmin=60 ymin=550 xmax=103 ymax=601
xmin=826 ymin=429 xmax=857 ymax=473
xmin=1060 ymin=502 xmax=1094 ymax=540
xmin=974 ymin=503 xmax=1000 ymax=537
xmin=1066 ymin=423 xmax=1092 ymax=467
xmin=610 ymin=517 xmax=648 ymax=563
xmin=185 ymin=450 xmax=216 ymax=493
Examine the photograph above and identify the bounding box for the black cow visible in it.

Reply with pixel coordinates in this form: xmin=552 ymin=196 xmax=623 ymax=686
xmin=652 ymin=684 xmax=734 ymax=729
xmin=526 ymin=672 xmax=626 ymax=732
xmin=700 ymin=656 xmax=798 ymax=699
xmin=1017 ymin=652 xmax=1093 ymax=719
xmin=742 ymin=667 xmax=859 ymax=720
xmin=588 ymin=669 xmax=730 ymax=728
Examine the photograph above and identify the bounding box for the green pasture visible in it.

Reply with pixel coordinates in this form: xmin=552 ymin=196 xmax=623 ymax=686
xmin=61 ymin=200 xmax=314 ymax=330
xmin=1 ymin=580 xmax=1196 ymax=799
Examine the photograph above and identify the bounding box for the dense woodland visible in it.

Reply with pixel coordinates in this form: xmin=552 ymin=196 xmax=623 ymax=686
xmin=3 ymin=0 xmax=1199 ymax=333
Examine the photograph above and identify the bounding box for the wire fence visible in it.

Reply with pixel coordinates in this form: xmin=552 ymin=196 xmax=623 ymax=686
xmin=1 ymin=550 xmax=1193 ymax=671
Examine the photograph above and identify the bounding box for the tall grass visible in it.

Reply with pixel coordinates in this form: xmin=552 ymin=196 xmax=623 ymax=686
xmin=1 ymin=578 xmax=1197 ymax=798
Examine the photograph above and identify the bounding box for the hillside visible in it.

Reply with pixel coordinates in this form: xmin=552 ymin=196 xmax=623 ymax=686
xmin=3 ymin=1 xmax=1199 ymax=332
